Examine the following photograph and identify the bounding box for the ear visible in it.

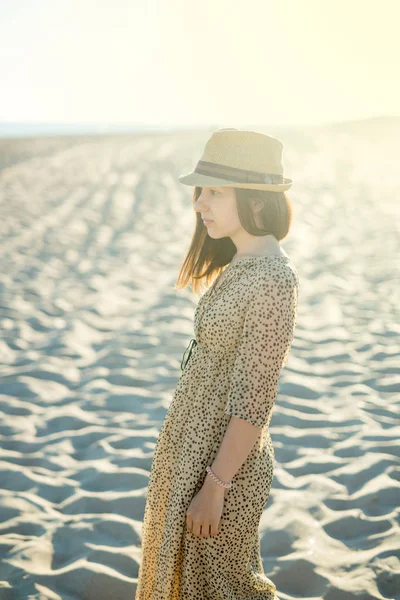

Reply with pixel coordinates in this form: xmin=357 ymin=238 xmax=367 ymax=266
xmin=250 ymin=197 xmax=264 ymax=213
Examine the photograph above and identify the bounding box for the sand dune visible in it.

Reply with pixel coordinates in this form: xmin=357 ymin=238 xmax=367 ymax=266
xmin=0 ymin=119 xmax=399 ymax=599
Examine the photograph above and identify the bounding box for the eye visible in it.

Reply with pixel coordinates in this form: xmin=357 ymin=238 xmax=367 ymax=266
xmin=198 ymin=187 xmax=219 ymax=196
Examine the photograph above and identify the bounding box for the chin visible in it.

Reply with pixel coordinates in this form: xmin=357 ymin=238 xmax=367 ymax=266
xmin=206 ymin=225 xmax=225 ymax=238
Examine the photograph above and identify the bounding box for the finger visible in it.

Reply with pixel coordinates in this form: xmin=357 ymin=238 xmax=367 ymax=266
xmin=192 ymin=521 xmax=201 ymax=537
xmin=186 ymin=516 xmax=193 ymax=533
xmin=210 ymin=522 xmax=220 ymax=536
xmin=200 ymin=523 xmax=211 ymax=538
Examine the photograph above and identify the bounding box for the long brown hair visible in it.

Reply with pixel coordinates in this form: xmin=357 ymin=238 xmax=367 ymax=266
xmin=174 ymin=186 xmax=293 ymax=295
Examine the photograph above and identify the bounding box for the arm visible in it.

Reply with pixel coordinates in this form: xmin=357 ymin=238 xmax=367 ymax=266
xmin=186 ymin=269 xmax=299 ymax=536
xmin=205 ymin=269 xmax=299 ymax=494
xmin=203 ymin=415 xmax=261 ymax=498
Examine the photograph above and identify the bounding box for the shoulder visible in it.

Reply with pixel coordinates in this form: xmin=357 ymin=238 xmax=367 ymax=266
xmin=253 ymin=257 xmax=299 ymax=293
xmin=242 ymin=258 xmax=299 ymax=315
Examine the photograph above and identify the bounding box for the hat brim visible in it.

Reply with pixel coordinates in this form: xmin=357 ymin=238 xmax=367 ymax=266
xmin=178 ymin=171 xmax=292 ymax=192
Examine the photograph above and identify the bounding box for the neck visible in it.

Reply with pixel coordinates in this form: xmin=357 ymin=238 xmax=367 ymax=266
xmin=233 ymin=235 xmax=280 ymax=260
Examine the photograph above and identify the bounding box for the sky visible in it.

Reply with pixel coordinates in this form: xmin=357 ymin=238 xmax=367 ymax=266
xmin=0 ymin=0 xmax=399 ymax=129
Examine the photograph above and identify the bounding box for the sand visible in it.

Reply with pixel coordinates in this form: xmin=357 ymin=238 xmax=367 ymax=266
xmin=0 ymin=118 xmax=399 ymax=600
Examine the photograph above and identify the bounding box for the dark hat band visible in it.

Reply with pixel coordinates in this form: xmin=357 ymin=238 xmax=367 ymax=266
xmin=194 ymin=160 xmax=284 ymax=185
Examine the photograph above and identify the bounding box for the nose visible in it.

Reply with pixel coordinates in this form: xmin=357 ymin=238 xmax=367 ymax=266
xmin=194 ymin=190 xmax=206 ymax=212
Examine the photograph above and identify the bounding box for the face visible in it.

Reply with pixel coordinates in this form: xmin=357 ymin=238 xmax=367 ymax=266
xmin=193 ymin=186 xmax=242 ymax=239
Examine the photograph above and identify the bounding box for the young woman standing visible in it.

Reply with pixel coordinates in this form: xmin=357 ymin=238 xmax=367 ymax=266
xmin=135 ymin=128 xmax=299 ymax=600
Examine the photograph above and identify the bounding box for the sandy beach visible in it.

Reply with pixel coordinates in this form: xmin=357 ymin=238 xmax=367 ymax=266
xmin=0 ymin=118 xmax=399 ymax=599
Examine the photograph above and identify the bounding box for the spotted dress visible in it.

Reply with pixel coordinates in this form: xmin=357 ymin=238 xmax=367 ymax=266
xmin=135 ymin=254 xmax=299 ymax=600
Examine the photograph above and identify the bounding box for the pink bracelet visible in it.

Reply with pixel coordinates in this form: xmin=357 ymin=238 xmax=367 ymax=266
xmin=206 ymin=466 xmax=233 ymax=489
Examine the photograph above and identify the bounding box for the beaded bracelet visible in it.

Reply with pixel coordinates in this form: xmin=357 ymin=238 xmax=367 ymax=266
xmin=206 ymin=465 xmax=233 ymax=489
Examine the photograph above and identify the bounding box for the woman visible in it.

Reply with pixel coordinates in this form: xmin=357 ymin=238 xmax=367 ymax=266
xmin=135 ymin=128 xmax=299 ymax=600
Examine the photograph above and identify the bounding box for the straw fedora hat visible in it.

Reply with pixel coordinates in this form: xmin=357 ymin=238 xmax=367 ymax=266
xmin=178 ymin=128 xmax=292 ymax=192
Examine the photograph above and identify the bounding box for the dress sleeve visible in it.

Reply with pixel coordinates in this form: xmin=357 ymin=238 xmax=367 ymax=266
xmin=225 ymin=270 xmax=299 ymax=429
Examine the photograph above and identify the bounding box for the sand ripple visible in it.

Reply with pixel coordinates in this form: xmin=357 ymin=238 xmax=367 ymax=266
xmin=0 ymin=121 xmax=399 ymax=599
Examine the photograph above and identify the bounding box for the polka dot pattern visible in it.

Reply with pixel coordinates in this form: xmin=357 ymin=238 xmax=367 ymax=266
xmin=136 ymin=255 xmax=300 ymax=599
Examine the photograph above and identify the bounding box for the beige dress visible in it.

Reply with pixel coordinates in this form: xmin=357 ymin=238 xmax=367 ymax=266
xmin=135 ymin=254 xmax=300 ymax=600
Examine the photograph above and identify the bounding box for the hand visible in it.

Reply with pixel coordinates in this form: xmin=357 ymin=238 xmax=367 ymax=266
xmin=186 ymin=474 xmax=227 ymax=538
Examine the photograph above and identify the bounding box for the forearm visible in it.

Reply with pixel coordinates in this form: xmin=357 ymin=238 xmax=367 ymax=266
xmin=204 ymin=415 xmax=262 ymax=496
